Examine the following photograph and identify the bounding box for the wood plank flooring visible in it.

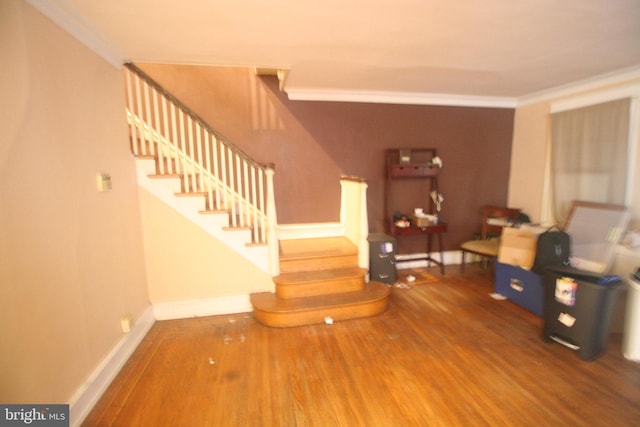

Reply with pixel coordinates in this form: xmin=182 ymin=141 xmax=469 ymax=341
xmin=83 ymin=265 xmax=640 ymax=426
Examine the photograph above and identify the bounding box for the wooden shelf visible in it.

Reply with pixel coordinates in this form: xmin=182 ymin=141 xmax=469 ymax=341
xmin=384 ymin=148 xmax=446 ymax=274
xmin=388 ymin=163 xmax=439 ymax=178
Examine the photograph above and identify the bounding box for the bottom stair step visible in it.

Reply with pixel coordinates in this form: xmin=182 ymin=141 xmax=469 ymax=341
xmin=250 ymin=281 xmax=390 ymax=328
xmin=274 ymin=267 xmax=368 ymax=298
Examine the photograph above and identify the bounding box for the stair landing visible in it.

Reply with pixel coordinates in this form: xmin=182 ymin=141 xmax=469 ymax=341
xmin=251 ymin=236 xmax=390 ymax=327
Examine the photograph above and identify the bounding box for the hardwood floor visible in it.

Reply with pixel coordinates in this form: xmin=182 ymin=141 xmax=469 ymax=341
xmin=83 ymin=265 xmax=640 ymax=426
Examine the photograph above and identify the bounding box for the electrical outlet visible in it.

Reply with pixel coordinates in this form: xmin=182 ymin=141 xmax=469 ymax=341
xmin=120 ymin=315 xmax=133 ymax=333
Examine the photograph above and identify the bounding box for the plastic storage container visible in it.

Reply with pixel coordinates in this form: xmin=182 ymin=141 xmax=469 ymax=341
xmin=494 ymin=261 xmax=544 ymax=316
xmin=543 ymin=266 xmax=622 ymax=360
xmin=623 ymin=275 xmax=640 ymax=361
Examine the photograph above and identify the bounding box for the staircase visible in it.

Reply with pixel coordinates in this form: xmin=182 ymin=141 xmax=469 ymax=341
xmin=123 ymin=63 xmax=390 ymax=326
xmin=123 ymin=63 xmax=278 ymax=275
xmin=251 ymin=237 xmax=390 ymax=327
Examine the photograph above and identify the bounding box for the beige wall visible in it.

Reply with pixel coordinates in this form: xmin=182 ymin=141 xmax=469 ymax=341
xmin=0 ymin=0 xmax=149 ymax=403
xmin=509 ymin=79 xmax=640 ymax=228
xmin=139 ymin=188 xmax=272 ymax=302
xmin=507 ymin=103 xmax=551 ymax=222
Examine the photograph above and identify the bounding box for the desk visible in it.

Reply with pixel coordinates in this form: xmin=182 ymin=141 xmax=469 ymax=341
xmin=389 ymin=221 xmax=447 ymax=274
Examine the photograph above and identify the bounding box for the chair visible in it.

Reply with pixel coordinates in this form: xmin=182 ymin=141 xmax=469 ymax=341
xmin=460 ymin=205 xmax=522 ymax=272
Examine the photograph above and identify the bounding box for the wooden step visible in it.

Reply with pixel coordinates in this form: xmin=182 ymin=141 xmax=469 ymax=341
xmin=148 ymin=170 xmax=202 ymax=193
xmin=148 ymin=173 xmax=182 ymax=180
xmin=274 ymin=267 xmax=367 ymax=299
xmin=251 ymin=236 xmax=390 ymax=327
xmin=278 ymin=237 xmax=359 ymax=273
xmin=250 ymin=281 xmax=390 ymax=328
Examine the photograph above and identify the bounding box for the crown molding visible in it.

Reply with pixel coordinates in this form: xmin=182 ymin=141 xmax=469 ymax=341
xmin=285 ymin=67 xmax=640 ymax=109
xmin=549 ymin=82 xmax=640 ymax=113
xmin=26 ymin=0 xmax=126 ymax=68
xmin=517 ymin=65 xmax=640 ymax=107
xmin=285 ymin=88 xmax=517 ymax=109
xmin=25 ymin=0 xmax=640 ymax=109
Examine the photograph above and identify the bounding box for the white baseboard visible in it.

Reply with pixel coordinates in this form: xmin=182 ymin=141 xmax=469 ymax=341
xmin=68 ymin=295 xmax=254 ymax=426
xmin=395 ymin=250 xmax=462 ymax=269
xmin=153 ymin=294 xmax=253 ymax=320
xmin=69 ymin=306 xmax=155 ymax=427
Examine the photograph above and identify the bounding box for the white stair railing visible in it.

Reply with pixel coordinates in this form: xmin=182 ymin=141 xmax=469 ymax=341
xmin=123 ymin=63 xmax=275 ymax=251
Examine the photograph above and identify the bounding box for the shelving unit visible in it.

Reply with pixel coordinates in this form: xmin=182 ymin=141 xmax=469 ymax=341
xmin=384 ymin=148 xmax=447 ymax=274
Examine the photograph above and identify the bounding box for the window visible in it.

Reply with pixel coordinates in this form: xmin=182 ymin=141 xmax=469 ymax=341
xmin=549 ymin=98 xmax=633 ymax=223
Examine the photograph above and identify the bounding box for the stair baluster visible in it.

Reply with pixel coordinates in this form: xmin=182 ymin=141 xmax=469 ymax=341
xmin=122 ymin=63 xmax=275 ymax=255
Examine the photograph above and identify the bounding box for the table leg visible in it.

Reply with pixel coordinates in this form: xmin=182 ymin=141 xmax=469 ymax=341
xmin=437 ymin=231 xmax=445 ymax=274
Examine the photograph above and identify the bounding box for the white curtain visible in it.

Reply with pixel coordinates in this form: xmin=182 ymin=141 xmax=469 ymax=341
xmin=550 ymin=98 xmax=631 ymax=223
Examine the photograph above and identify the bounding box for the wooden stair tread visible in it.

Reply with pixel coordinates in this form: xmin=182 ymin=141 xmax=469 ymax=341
xmin=274 ymin=267 xmax=367 ymax=285
xmin=148 ymin=173 xmax=181 ymax=179
xmin=176 ymin=191 xmax=207 ymax=197
xmin=279 ymin=237 xmax=357 ymax=261
xmin=199 ymin=209 xmax=230 ymax=214
xmin=251 ymin=281 xmax=389 ymax=313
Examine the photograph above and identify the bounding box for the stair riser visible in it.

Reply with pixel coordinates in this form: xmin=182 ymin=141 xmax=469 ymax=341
xmin=275 ymin=276 xmax=365 ymax=299
xmin=280 ymin=254 xmax=359 ymax=274
xmin=252 ymin=298 xmax=389 ymax=328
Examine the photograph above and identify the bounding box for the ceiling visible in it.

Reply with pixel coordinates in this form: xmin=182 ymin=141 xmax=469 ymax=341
xmin=30 ymin=0 xmax=640 ymax=107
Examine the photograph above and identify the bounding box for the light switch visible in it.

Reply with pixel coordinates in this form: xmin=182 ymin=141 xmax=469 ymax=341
xmin=96 ymin=173 xmax=112 ymax=192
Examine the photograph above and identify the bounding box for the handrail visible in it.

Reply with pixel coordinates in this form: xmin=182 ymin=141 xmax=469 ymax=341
xmin=125 ymin=110 xmax=267 ymax=222
xmin=124 ymin=63 xmax=272 ymax=170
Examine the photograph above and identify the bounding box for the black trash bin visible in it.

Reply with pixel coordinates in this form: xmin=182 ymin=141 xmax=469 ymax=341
xmin=543 ymin=266 xmax=622 ymax=361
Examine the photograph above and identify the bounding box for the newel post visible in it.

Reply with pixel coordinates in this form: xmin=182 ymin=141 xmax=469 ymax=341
xmin=265 ymin=167 xmax=279 ymax=277
xmin=340 ymin=176 xmax=369 ymax=270
xmin=358 ymin=180 xmax=369 ymax=270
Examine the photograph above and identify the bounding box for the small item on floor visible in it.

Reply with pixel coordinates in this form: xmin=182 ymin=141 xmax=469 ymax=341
xmin=393 ymin=282 xmax=413 ymax=289
xmin=406 ymin=274 xmax=416 ymax=283
xmin=208 ymin=357 xmax=215 ymax=365
xmin=324 ymin=316 xmax=334 ymax=325
xmin=489 ymin=293 xmax=507 ymax=300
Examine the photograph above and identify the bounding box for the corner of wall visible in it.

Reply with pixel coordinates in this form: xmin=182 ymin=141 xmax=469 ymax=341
xmin=69 ymin=306 xmax=155 ymax=427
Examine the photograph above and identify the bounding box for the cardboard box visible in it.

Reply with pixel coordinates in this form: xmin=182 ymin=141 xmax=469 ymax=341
xmin=498 ymin=227 xmax=537 ymax=270
xmin=412 ymin=215 xmax=435 ymax=227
